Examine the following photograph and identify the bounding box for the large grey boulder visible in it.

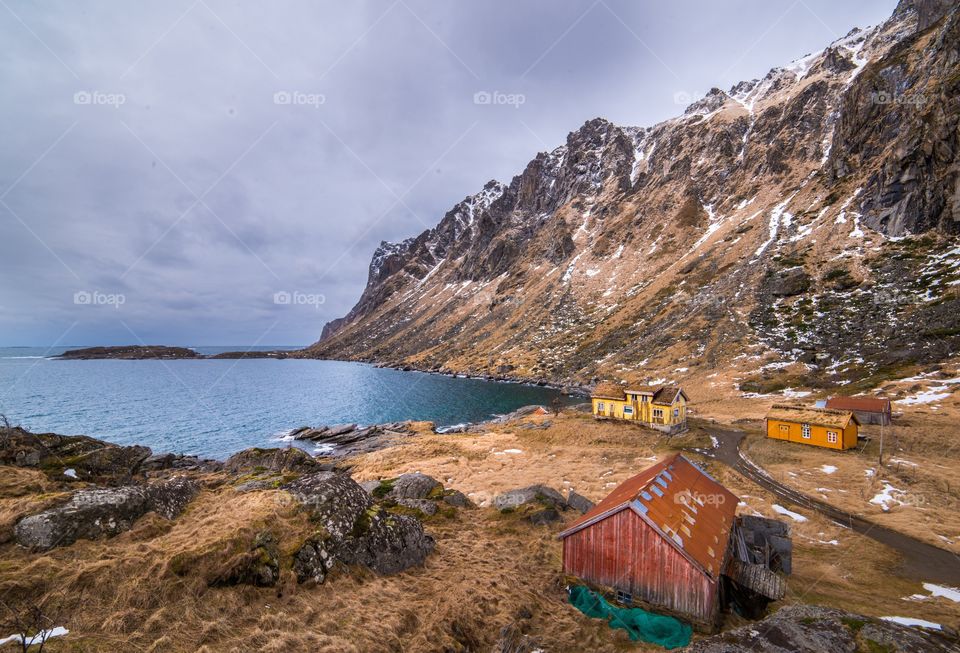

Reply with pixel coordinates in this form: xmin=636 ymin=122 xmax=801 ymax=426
xmin=384 ymin=472 xmax=441 ymax=500
xmin=493 ymin=485 xmax=568 ymax=511
xmin=284 ymin=471 xmax=434 ymax=583
xmin=442 ymin=490 xmax=474 ymax=508
xmin=566 ymin=490 xmax=596 ymax=515
xmin=14 ymin=476 xmax=199 ymax=551
xmin=336 ymin=505 xmax=436 ymax=575
xmin=285 ymin=472 xmax=373 ymax=541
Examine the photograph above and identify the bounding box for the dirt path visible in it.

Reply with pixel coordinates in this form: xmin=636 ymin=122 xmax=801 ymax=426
xmin=695 ymin=425 xmax=960 ymax=585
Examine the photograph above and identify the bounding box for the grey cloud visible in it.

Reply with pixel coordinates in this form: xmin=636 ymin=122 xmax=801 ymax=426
xmin=0 ymin=0 xmax=897 ymax=346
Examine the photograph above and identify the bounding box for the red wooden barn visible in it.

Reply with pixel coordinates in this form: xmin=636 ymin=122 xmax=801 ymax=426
xmin=559 ymin=453 xmax=738 ymax=629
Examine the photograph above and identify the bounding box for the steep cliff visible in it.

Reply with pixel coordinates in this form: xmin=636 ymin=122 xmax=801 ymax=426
xmin=308 ymin=1 xmax=960 ymax=391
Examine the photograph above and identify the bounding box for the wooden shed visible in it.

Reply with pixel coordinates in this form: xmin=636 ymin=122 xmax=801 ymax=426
xmin=559 ymin=453 xmax=738 ymax=630
xmin=825 ymin=396 xmax=892 ymax=426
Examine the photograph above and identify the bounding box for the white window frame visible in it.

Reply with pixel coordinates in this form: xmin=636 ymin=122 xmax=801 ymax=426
xmin=801 ymin=424 xmax=811 ymax=439
xmin=827 ymin=431 xmax=838 ymax=444
xmin=597 ymin=401 xmax=605 ymax=411
xmin=623 ymin=406 xmax=633 ymax=415
xmin=653 ymin=408 xmax=664 ymax=418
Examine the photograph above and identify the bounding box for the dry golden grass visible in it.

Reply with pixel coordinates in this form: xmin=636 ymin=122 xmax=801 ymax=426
xmin=0 ymin=409 xmax=957 ymax=651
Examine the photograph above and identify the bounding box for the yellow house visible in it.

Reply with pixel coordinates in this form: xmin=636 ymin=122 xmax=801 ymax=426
xmin=591 ymin=383 xmax=689 ymax=433
xmin=765 ymin=404 xmax=859 ymax=450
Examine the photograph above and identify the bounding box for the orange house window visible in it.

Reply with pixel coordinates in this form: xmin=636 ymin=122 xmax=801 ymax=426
xmin=827 ymin=431 xmax=838 ymax=444
xmin=779 ymin=424 xmax=789 ymax=433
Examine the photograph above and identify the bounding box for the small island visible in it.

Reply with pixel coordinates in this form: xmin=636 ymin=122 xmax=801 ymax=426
xmin=56 ymin=345 xmax=201 ymax=360
xmin=55 ymin=345 xmax=290 ymax=360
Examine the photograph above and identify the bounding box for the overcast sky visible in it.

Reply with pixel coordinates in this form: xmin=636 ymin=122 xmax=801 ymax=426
xmin=0 ymin=0 xmax=898 ymax=347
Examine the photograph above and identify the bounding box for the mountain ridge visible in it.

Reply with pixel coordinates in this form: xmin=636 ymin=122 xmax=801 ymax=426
xmin=308 ymin=0 xmax=960 ymax=394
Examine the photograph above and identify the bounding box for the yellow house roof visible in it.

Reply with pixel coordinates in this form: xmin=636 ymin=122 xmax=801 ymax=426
xmin=591 ymin=382 xmax=626 ymax=400
xmin=766 ymin=404 xmax=859 ymax=429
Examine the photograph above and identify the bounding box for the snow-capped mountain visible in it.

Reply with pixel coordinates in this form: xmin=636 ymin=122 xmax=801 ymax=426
xmin=308 ymin=0 xmax=960 ymax=393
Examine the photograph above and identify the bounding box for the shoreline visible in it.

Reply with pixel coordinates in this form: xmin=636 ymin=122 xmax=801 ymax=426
xmin=46 ymin=344 xmax=592 ymax=395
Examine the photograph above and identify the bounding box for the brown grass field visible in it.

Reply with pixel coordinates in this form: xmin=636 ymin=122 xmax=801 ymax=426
xmin=0 ymin=401 xmax=958 ymax=651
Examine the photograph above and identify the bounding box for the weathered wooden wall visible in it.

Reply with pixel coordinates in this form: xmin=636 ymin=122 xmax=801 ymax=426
xmin=562 ymin=508 xmax=716 ymax=626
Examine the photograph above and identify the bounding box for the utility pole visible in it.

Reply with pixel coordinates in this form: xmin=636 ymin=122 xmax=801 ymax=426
xmin=878 ymin=419 xmax=884 ymax=467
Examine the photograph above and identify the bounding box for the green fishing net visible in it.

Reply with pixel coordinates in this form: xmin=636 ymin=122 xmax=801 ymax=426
xmin=568 ymin=585 xmax=693 ymax=649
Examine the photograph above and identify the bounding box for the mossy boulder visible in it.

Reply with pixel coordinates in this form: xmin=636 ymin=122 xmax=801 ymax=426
xmin=284 ymin=472 xmax=434 ymax=582
xmin=14 ymin=476 xmax=199 ymax=551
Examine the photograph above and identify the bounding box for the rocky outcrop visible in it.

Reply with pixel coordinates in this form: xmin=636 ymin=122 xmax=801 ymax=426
xmin=14 ymin=476 xmax=199 ymax=551
xmin=289 ymin=422 xmax=417 ymax=457
xmin=0 ymin=426 xmax=153 ymax=483
xmin=224 ymin=447 xmax=334 ymax=475
xmin=830 ymin=3 xmax=960 ymax=236
xmin=284 ymin=472 xmax=435 ymax=583
xmin=0 ymin=426 xmax=221 ymax=482
xmin=688 ymin=604 xmax=957 ymax=652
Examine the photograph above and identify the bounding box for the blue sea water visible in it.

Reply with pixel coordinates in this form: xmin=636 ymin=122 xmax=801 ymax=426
xmin=0 ymin=346 xmax=576 ymax=459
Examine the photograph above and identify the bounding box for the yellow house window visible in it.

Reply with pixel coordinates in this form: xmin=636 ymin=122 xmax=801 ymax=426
xmin=624 ymin=407 xmax=633 ymax=415
xmin=653 ymin=408 xmax=664 ymax=418
xmin=597 ymin=402 xmax=605 ymax=411
xmin=827 ymin=431 xmax=838 ymax=444
xmin=801 ymin=424 xmax=811 ymax=439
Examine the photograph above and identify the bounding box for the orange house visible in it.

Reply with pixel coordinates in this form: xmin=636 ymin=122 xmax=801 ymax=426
xmin=765 ymin=404 xmax=859 ymax=450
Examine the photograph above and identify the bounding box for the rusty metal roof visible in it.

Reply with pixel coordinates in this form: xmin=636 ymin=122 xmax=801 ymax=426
xmin=825 ymin=396 xmax=891 ymax=414
xmin=766 ymin=404 xmax=860 ymax=428
xmin=559 ymin=453 xmax=739 ymax=578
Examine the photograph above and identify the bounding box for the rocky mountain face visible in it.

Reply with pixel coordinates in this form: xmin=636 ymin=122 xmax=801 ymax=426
xmin=308 ymin=0 xmax=960 ymax=392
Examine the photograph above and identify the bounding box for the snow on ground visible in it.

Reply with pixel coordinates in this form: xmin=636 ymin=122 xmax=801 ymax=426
xmin=905 ymin=583 xmax=960 ymax=603
xmin=820 ymin=465 xmax=837 ymax=474
xmin=709 ymin=435 xmax=719 ymax=449
xmin=898 ymin=388 xmax=952 ymax=405
xmin=493 ymin=449 xmax=524 ymax=455
xmin=561 ymin=252 xmax=584 ymax=282
xmin=64 ymin=468 xmax=78 ymax=478
xmin=753 ymin=193 xmax=798 ymax=259
xmin=772 ymin=504 xmax=808 ymax=522
xmin=870 ymin=483 xmax=906 ymax=511
xmin=0 ymin=627 xmax=69 ymax=648
xmin=781 ymin=388 xmax=811 ymax=399
xmin=888 ymin=458 xmax=917 ymax=467
xmin=880 ymin=617 xmax=942 ymax=630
